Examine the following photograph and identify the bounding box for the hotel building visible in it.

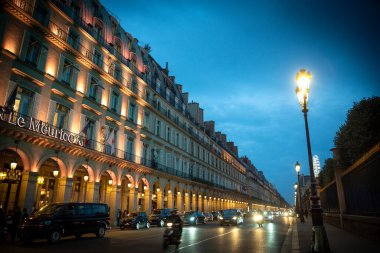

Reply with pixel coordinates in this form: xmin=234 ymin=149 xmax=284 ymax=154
xmin=0 ymin=0 xmax=287 ymax=224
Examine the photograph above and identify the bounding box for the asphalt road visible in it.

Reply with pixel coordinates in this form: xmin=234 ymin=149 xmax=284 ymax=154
xmin=1 ymin=216 xmax=294 ymax=253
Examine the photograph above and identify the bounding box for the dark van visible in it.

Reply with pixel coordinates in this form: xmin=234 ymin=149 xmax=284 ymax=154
xmin=19 ymin=203 xmax=110 ymax=243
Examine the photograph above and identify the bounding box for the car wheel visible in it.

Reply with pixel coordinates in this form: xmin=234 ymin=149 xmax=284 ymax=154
xmin=159 ymin=220 xmax=165 ymax=227
xmin=136 ymin=223 xmax=140 ymax=230
xmin=146 ymin=222 xmax=150 ymax=229
xmin=48 ymin=230 xmax=61 ymax=243
xmin=96 ymin=226 xmax=106 ymax=238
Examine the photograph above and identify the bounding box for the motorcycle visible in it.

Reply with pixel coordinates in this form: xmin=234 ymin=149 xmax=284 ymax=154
xmin=162 ymin=222 xmax=181 ymax=249
xmin=253 ymin=213 xmax=264 ymax=227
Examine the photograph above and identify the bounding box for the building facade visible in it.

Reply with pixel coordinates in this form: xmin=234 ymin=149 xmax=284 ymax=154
xmin=0 ymin=0 xmax=286 ymax=224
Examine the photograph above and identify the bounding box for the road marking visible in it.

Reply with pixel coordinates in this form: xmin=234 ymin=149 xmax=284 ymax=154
xmin=168 ymin=229 xmax=237 ymax=253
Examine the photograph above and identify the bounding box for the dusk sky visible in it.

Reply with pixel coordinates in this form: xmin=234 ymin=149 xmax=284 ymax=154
xmin=104 ymin=0 xmax=380 ymax=204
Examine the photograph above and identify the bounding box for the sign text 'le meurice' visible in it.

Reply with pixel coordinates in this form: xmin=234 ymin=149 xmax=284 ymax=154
xmin=0 ymin=107 xmax=84 ymax=146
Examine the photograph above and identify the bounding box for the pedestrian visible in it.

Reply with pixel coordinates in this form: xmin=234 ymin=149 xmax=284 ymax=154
xmin=10 ymin=206 xmax=21 ymax=244
xmin=122 ymin=209 xmax=128 ymax=219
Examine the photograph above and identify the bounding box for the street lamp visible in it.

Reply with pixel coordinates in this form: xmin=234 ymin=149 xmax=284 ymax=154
xmin=295 ymin=162 xmax=305 ymax=222
xmin=295 ymin=69 xmax=330 ymax=252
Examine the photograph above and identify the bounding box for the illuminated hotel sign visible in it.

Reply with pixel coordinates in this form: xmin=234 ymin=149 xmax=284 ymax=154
xmin=0 ymin=107 xmax=85 ymax=146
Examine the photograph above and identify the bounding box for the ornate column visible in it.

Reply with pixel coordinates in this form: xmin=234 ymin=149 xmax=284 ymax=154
xmin=192 ymin=194 xmax=197 ymax=211
xmin=185 ymin=193 xmax=190 ymax=212
xmin=197 ymin=195 xmax=202 ymax=211
xmin=109 ymin=185 xmax=121 ymax=226
xmin=85 ymin=181 xmax=96 ymax=202
xmin=167 ymin=191 xmax=173 ymax=208
xmin=176 ymin=192 xmax=183 ymax=212
xmin=144 ymin=190 xmax=152 ymax=214
xmin=56 ymin=177 xmax=73 ymax=203
xmin=157 ymin=190 xmax=163 ymax=209
xmin=18 ymin=171 xmax=38 ymax=213
xmin=128 ymin=188 xmax=138 ymax=212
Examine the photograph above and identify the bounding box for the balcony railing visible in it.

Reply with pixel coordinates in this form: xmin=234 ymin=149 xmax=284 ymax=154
xmin=0 ymin=106 xmax=233 ymax=191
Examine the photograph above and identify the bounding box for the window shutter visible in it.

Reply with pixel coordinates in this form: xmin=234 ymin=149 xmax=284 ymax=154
xmin=47 ymin=100 xmax=57 ymax=124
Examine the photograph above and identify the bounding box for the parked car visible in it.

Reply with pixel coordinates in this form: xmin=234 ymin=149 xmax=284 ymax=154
xmin=183 ymin=211 xmax=206 ymax=225
xmin=149 ymin=208 xmax=173 ymax=227
xmin=204 ymin=212 xmax=213 ymax=222
xmin=263 ymin=211 xmax=274 ymax=222
xmin=19 ymin=203 xmax=110 ymax=243
xmin=120 ymin=212 xmax=150 ymax=230
xmin=211 ymin=211 xmax=221 ymax=221
xmin=219 ymin=209 xmax=244 ymax=226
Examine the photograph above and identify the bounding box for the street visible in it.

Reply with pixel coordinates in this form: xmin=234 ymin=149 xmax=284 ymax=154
xmin=1 ymin=216 xmax=294 ymax=253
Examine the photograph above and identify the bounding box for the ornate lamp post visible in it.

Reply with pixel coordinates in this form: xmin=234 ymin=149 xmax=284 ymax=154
xmin=295 ymin=162 xmax=305 ymax=222
xmin=295 ymin=69 xmax=330 ymax=252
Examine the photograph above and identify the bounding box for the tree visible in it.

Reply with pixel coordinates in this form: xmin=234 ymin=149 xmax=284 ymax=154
xmin=334 ymin=96 xmax=380 ymax=168
xmin=318 ymin=158 xmax=335 ymax=187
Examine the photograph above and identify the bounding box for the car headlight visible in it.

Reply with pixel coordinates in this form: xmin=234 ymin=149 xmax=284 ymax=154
xmin=219 ymin=217 xmax=223 ymax=220
xmin=254 ymin=214 xmax=263 ymax=222
xmin=167 ymin=222 xmax=173 ymax=227
xmin=268 ymin=215 xmax=273 ymax=219
xmin=232 ymin=216 xmax=237 ymax=220
xmin=190 ymin=217 xmax=195 ymax=221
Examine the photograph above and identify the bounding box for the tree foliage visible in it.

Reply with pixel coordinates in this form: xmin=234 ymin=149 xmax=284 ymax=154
xmin=334 ymin=96 xmax=380 ymax=168
xmin=318 ymin=158 xmax=335 ymax=187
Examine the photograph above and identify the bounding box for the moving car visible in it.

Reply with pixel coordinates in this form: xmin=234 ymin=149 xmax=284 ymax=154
xmin=183 ymin=211 xmax=206 ymax=225
xmin=120 ymin=212 xmax=150 ymax=230
xmin=263 ymin=211 xmax=274 ymax=222
xmin=19 ymin=203 xmax=110 ymax=243
xmin=149 ymin=208 xmax=173 ymax=227
xmin=219 ymin=209 xmax=244 ymax=226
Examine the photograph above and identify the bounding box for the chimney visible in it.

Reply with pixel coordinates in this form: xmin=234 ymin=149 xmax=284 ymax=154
xmin=227 ymin=141 xmax=234 ymax=151
xmin=182 ymin=92 xmax=188 ymax=104
xmin=204 ymin=121 xmax=215 ymax=136
xmin=221 ymin=134 xmax=227 ymax=143
xmin=175 ymin=84 xmax=182 ymax=93
xmin=233 ymin=146 xmax=238 ymax=156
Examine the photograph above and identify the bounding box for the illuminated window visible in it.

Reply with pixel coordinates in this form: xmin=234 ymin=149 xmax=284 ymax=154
xmin=62 ymin=59 xmax=75 ymax=86
xmin=143 ymin=111 xmax=150 ymax=129
xmin=14 ymin=87 xmax=34 ymax=116
xmin=88 ymin=77 xmax=101 ymax=102
xmin=93 ymin=50 xmax=102 ymax=67
xmin=67 ymin=30 xmax=79 ymax=49
xmin=155 ymin=120 xmax=161 ymax=137
xmin=110 ymin=90 xmax=119 ymax=113
xmin=25 ymin=37 xmax=42 ymax=66
xmin=114 ymin=66 xmax=121 ymax=82
xmin=125 ymin=137 xmax=134 ymax=161
xmin=128 ymin=102 xmax=135 ymax=122
xmin=53 ymin=103 xmax=69 ymax=129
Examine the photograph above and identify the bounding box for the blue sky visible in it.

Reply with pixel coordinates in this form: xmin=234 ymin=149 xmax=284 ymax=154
xmin=104 ymin=0 xmax=380 ymax=204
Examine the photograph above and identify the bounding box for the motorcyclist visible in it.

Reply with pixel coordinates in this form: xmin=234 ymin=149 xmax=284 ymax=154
xmin=168 ymin=210 xmax=183 ymax=237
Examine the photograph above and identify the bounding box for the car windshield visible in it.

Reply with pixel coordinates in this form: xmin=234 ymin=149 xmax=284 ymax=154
xmin=184 ymin=212 xmax=195 ymax=216
xmin=34 ymin=204 xmax=64 ymax=216
xmin=221 ymin=209 xmax=237 ymax=216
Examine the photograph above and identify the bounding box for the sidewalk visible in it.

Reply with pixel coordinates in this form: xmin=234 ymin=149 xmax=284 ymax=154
xmin=292 ymin=216 xmax=380 ymax=253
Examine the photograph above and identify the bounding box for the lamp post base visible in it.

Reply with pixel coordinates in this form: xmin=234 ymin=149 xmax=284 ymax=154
xmin=312 ymin=225 xmax=330 ymax=253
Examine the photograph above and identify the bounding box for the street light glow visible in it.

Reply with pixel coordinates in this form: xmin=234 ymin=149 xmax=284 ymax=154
xmin=295 ymin=161 xmax=301 ymax=173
